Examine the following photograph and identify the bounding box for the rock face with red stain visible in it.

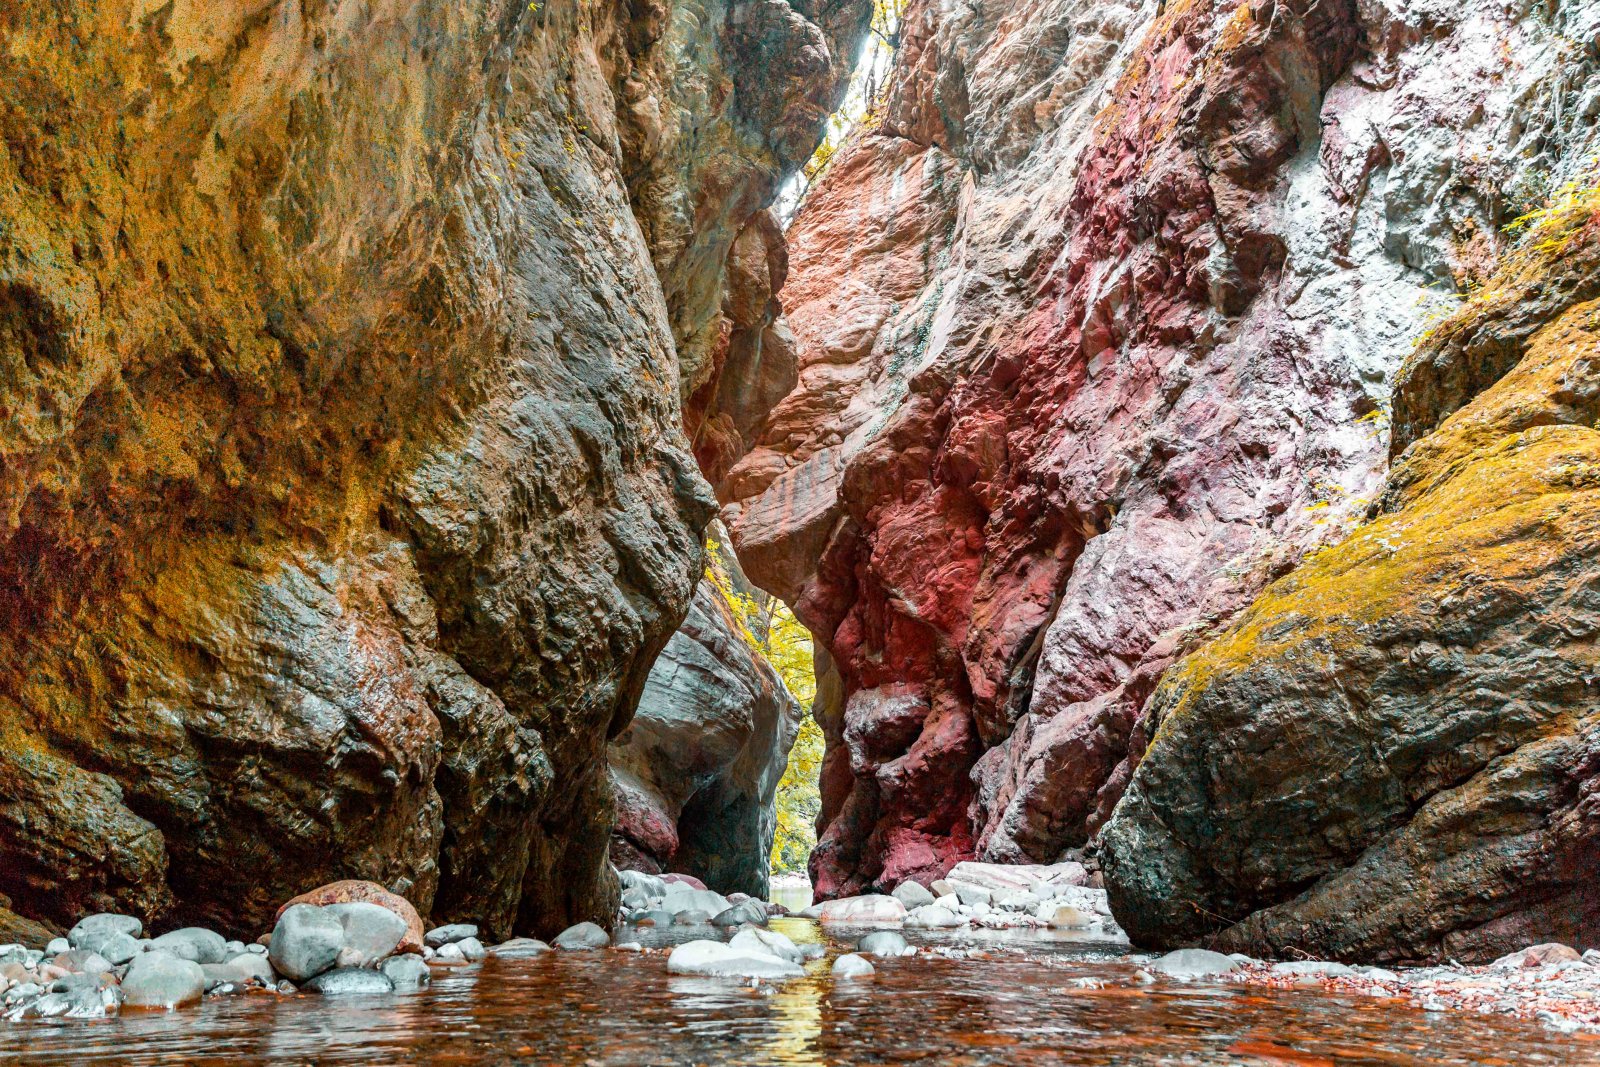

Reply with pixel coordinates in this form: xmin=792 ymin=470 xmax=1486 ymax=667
xmin=0 ymin=0 xmax=864 ymax=941
xmin=725 ymin=0 xmax=1600 ymax=907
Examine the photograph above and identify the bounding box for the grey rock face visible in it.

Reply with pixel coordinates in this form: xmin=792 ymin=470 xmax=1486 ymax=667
xmin=609 ymin=540 xmax=802 ymax=898
xmin=723 ymin=0 xmax=1600 ymax=920
xmin=304 ymin=968 xmax=395 ymax=996
xmin=121 ymin=951 xmax=206 ymax=1010
xmin=268 ymin=905 xmax=345 ymax=982
xmin=0 ymin=0 xmax=866 ymax=945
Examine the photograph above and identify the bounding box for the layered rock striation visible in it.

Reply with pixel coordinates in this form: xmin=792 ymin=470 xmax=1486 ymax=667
xmin=724 ymin=0 xmax=1600 ymax=933
xmin=0 ymin=0 xmax=863 ymax=940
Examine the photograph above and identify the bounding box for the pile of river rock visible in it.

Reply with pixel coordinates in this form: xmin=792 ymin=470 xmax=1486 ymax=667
xmin=0 ymin=880 xmax=557 ymax=1020
xmin=6 ymin=860 xmax=1595 ymax=1035
xmin=619 ymin=860 xmax=1122 ymax=982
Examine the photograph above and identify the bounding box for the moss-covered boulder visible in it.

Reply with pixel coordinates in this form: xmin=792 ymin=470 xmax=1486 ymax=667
xmin=1101 ymin=215 xmax=1600 ymax=964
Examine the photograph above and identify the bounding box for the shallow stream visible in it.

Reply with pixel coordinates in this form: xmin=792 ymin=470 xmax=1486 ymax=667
xmin=2 ymin=918 xmax=1596 ymax=1065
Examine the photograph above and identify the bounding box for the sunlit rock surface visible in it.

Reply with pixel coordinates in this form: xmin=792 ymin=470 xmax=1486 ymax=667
xmin=724 ymin=0 xmax=1600 ymax=933
xmin=0 ymin=0 xmax=864 ymax=940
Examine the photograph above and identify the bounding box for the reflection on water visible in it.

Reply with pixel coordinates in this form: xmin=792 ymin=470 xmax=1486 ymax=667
xmin=2 ymin=918 xmax=1597 ymax=1065
xmin=770 ymin=881 xmax=813 ymax=913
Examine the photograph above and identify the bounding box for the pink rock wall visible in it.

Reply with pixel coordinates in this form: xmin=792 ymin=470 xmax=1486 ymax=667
xmin=725 ymin=0 xmax=1600 ymax=896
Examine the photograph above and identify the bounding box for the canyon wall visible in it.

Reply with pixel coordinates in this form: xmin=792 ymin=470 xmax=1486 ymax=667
xmin=609 ymin=535 xmax=800 ymax=897
xmin=1102 ymin=178 xmax=1600 ymax=965
xmin=0 ymin=0 xmax=862 ymax=940
xmin=724 ymin=0 xmax=1600 ymax=958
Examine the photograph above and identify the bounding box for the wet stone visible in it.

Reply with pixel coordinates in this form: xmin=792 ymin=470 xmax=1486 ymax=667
xmin=223 ymin=954 xmax=276 ymax=986
xmin=489 ymin=939 xmax=551 ymax=958
xmin=1149 ymin=949 xmax=1245 ymax=978
xmin=121 ymin=952 xmax=206 ymax=1010
xmin=50 ymin=949 xmax=114 ymax=976
xmin=832 ymin=954 xmax=875 ymax=979
xmin=303 ymin=968 xmax=395 ymax=996
xmin=269 ymin=905 xmax=344 ymax=982
xmin=711 ymin=900 xmax=768 ymax=927
xmin=68 ymin=915 xmax=142 ymax=956
xmin=149 ymin=928 xmax=229 ymax=966
xmin=891 ymin=882 xmax=935 ymax=909
xmin=729 ymin=927 xmax=805 ymax=964
xmin=326 ymin=902 xmax=407 ymax=968
xmin=381 ymin=954 xmax=431 ymax=990
xmin=553 ymin=923 xmax=610 ymax=951
xmin=857 ymin=932 xmax=910 ymax=957
xmin=425 ymin=924 xmax=479 ymax=948
xmin=666 ymin=940 xmax=803 ymax=979
xmin=422 ymin=921 xmax=476 ymax=947
xmin=98 ymin=933 xmax=141 ymax=966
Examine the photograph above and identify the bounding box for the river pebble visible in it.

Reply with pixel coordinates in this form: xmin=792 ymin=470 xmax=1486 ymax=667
xmin=121 ymin=952 xmax=206 ymax=1010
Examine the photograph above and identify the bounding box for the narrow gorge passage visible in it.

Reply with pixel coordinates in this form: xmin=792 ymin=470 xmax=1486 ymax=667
xmin=3 ymin=0 xmax=1600 ymax=1061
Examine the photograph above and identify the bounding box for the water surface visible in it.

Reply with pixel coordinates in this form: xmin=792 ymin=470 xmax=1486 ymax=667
xmin=3 ymin=919 xmax=1596 ymax=1065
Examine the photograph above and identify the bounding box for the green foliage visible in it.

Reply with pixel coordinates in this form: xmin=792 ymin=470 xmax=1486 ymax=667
xmin=772 ymin=713 xmax=824 ymax=874
xmin=703 ymin=541 xmax=821 ymax=875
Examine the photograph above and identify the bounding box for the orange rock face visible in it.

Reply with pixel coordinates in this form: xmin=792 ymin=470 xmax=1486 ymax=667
xmin=0 ymin=0 xmax=865 ymax=939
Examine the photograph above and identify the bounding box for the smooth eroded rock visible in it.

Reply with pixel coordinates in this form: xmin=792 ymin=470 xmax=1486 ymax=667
xmin=380 ymin=954 xmax=432 ymax=990
xmin=891 ymin=882 xmax=935 ymax=909
xmin=279 ymin=882 xmax=425 ymax=956
xmin=552 ymin=923 xmax=610 ymax=951
xmin=1147 ymin=950 xmax=1245 ymax=979
xmin=148 ymin=928 xmax=228 ymax=966
xmin=831 ymin=954 xmax=875 ymax=979
xmin=817 ymin=896 xmax=906 ymax=926
xmin=121 ymin=951 xmax=205 ymax=1010
xmin=67 ymin=914 xmax=141 ymax=956
xmin=304 ymin=968 xmax=395 ymax=996
xmin=666 ymin=940 xmax=804 ymax=979
xmin=326 ymin=902 xmax=408 ymax=968
xmin=268 ymin=905 xmax=344 ymax=982
xmin=856 ymin=931 xmax=909 ymax=957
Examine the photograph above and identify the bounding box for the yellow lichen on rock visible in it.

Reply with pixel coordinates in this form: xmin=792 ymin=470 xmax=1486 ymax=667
xmin=1104 ymin=226 xmax=1600 ymax=963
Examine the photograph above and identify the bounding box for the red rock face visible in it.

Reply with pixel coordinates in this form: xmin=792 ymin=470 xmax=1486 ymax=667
xmin=726 ymin=0 xmax=1599 ymax=898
